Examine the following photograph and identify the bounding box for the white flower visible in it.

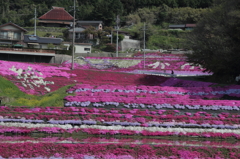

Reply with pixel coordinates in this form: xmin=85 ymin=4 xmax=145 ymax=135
xmin=148 ymin=62 xmax=160 ymax=69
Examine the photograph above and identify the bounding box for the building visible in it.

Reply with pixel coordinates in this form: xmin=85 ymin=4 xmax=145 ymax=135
xmin=113 ymin=30 xmax=140 ymax=52
xmin=68 ymin=27 xmax=87 ymax=43
xmin=168 ymin=24 xmax=185 ymax=30
xmin=168 ymin=24 xmax=196 ymax=30
xmin=0 ymin=22 xmax=27 ymax=46
xmin=38 ymin=6 xmax=74 ymax=27
xmin=185 ymin=24 xmax=197 ymax=30
xmin=23 ymin=35 xmax=63 ymax=49
xmin=75 ymin=43 xmax=92 ymax=54
xmin=76 ymin=21 xmax=103 ymax=30
xmin=68 ymin=21 xmax=103 ymax=44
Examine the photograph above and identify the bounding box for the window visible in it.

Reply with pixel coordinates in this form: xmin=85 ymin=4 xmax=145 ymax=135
xmin=84 ymin=48 xmax=90 ymax=51
xmin=14 ymin=32 xmax=21 ymax=40
xmin=0 ymin=31 xmax=8 ymax=39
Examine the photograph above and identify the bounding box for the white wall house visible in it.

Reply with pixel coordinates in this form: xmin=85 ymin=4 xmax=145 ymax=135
xmin=75 ymin=43 xmax=92 ymax=54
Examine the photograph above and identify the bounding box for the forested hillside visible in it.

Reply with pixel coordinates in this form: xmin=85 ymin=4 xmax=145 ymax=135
xmin=0 ymin=0 xmax=213 ymax=26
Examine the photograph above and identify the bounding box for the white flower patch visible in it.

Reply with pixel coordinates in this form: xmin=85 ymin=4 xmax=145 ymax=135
xmin=80 ymin=125 xmax=240 ymax=135
xmin=148 ymin=62 xmax=160 ymax=69
xmin=21 ymin=82 xmax=27 ymax=88
xmin=0 ymin=122 xmax=73 ymax=129
xmin=181 ymin=63 xmax=190 ymax=69
xmin=164 ymin=63 xmax=170 ymax=66
xmin=9 ymin=66 xmax=54 ymax=92
xmin=44 ymin=87 xmax=51 ymax=92
xmin=198 ymin=64 xmax=204 ymax=70
xmin=160 ymin=63 xmax=165 ymax=69
xmin=76 ymin=58 xmax=142 ymax=69
xmin=113 ymin=60 xmax=141 ymax=68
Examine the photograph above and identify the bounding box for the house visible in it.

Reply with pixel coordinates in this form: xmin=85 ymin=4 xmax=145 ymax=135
xmin=185 ymin=24 xmax=196 ymax=30
xmin=68 ymin=21 xmax=103 ymax=43
xmin=68 ymin=27 xmax=88 ymax=43
xmin=23 ymin=35 xmax=63 ymax=49
xmin=0 ymin=22 xmax=27 ymax=46
xmin=168 ymin=24 xmax=185 ymax=30
xmin=169 ymin=24 xmax=196 ymax=30
xmin=75 ymin=43 xmax=92 ymax=54
xmin=62 ymin=42 xmax=92 ymax=54
xmin=38 ymin=6 xmax=74 ymax=27
xmin=76 ymin=21 xmax=103 ymax=30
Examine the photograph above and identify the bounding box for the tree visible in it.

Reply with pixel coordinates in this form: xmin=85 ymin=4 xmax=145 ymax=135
xmin=166 ymin=7 xmax=208 ymax=24
xmin=90 ymin=0 xmax=123 ymax=26
xmin=185 ymin=0 xmax=240 ymax=82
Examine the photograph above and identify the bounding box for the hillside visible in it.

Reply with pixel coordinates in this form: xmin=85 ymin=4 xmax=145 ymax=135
xmin=1 ymin=52 xmax=240 ymax=158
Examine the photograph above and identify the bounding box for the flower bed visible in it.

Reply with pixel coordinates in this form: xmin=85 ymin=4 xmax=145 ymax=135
xmin=0 ymin=142 xmax=239 ymax=158
xmin=1 ymin=52 xmax=240 ymax=158
xmin=1 ymin=106 xmax=240 ymax=139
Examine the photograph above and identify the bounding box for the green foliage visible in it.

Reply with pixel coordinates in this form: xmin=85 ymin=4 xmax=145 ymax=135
xmin=0 ymin=75 xmax=73 ymax=107
xmin=47 ymin=43 xmax=55 ymax=49
xmin=103 ymin=43 xmax=117 ymax=52
xmin=0 ymin=0 xmax=213 ymax=27
xmin=186 ymin=0 xmax=240 ymax=80
xmin=112 ymin=33 xmax=124 ymax=43
xmin=166 ymin=7 xmax=209 ymax=24
xmin=90 ymin=0 xmax=123 ymax=26
xmin=12 ymin=85 xmax=72 ymax=107
xmin=0 ymin=76 xmax=29 ymax=99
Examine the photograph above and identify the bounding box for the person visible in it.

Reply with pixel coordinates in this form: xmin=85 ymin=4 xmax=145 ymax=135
xmin=171 ymin=70 xmax=174 ymax=75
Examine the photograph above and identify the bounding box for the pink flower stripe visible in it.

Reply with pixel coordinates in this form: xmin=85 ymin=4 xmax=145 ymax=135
xmin=66 ymin=83 xmax=240 ymax=99
xmin=1 ymin=125 xmax=240 ymax=141
xmin=1 ymin=106 xmax=240 ymax=134
xmin=1 ymin=135 xmax=240 ymax=148
xmin=1 ymin=106 xmax=240 ymax=126
xmin=0 ymin=142 xmax=239 ymax=158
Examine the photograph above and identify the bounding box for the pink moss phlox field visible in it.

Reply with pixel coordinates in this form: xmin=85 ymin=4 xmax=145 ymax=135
xmin=1 ymin=135 xmax=240 ymax=148
xmin=0 ymin=52 xmax=220 ymax=95
xmin=0 ymin=142 xmax=239 ymax=158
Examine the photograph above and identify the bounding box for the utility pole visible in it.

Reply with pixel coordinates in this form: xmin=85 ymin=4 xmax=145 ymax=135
xmin=116 ymin=15 xmax=120 ymax=57
xmin=34 ymin=8 xmax=37 ymax=36
xmin=143 ymin=22 xmax=147 ymax=69
xmin=111 ymin=29 xmax=113 ymax=44
xmin=71 ymin=0 xmax=76 ymax=70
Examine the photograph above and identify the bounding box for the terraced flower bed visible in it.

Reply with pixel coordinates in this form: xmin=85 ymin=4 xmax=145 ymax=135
xmin=2 ymin=142 xmax=240 ymax=158
xmin=0 ymin=52 xmax=239 ymax=158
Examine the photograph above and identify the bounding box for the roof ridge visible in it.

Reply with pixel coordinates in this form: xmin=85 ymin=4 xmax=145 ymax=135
xmin=38 ymin=6 xmax=73 ymax=20
xmin=0 ymin=22 xmax=28 ymax=32
xmin=52 ymin=6 xmax=64 ymax=10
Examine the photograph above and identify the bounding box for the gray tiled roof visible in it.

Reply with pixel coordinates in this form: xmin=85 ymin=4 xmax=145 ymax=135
xmin=169 ymin=24 xmax=185 ymax=28
xmin=23 ymin=35 xmax=62 ymax=44
xmin=69 ymin=27 xmax=85 ymax=32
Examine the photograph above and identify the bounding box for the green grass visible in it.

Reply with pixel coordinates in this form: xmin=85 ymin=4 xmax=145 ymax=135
xmin=0 ymin=76 xmax=74 ymax=107
xmin=147 ymin=30 xmax=187 ymax=50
